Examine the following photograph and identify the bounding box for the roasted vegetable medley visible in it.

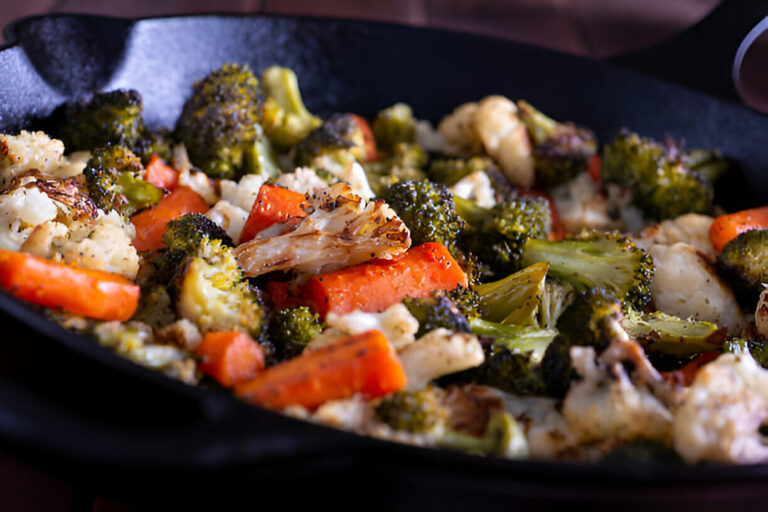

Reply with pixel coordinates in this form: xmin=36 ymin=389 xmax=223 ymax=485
xmin=3 ymin=63 xmax=768 ymax=464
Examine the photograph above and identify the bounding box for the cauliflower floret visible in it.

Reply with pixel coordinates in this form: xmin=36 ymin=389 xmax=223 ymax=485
xmin=414 ymin=119 xmax=447 ymax=153
xmin=438 ymin=102 xmax=480 ymax=155
xmin=0 ymin=184 xmax=61 ymax=250
xmin=562 ymin=343 xmax=673 ymax=444
xmin=48 ymin=210 xmax=140 ymax=279
xmin=0 ymin=131 xmax=89 ymax=187
xmin=756 ymin=288 xmax=768 ymax=339
xmin=398 ymin=328 xmax=484 ymax=392
xmin=313 ymin=154 xmax=374 ymax=199
xmin=205 ymin=200 xmax=249 ymax=244
xmin=306 ymin=303 xmax=419 ymax=352
xmin=634 ymin=213 xmax=716 ymax=263
xmin=219 ymin=174 xmax=265 ymax=212
xmin=502 ymin=395 xmax=578 ymax=459
xmin=449 ymin=170 xmax=496 ymax=208
xmin=234 ymin=183 xmax=411 ymax=278
xmin=550 ymin=173 xmax=621 ymax=233
xmin=178 ymin=168 xmax=218 ymax=205
xmin=276 ymin=166 xmax=328 ymax=195
xmin=646 ymin=242 xmax=746 ymax=335
xmin=673 ymin=352 xmax=768 ymax=463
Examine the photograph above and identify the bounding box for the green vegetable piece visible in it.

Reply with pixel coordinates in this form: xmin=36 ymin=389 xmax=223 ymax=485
xmin=260 ymin=66 xmax=322 ymax=148
xmin=267 ymin=306 xmax=323 ymax=361
xmin=622 ymin=310 xmax=726 ymax=356
xmin=717 ymin=229 xmax=768 ymax=300
xmin=375 ymin=386 xmax=446 ymax=433
xmin=474 ymin=262 xmax=549 ymax=325
xmin=372 ymin=103 xmax=416 ymax=152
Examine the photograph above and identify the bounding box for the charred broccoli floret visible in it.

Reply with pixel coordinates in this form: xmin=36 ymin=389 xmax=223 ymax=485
xmin=267 ymin=306 xmax=322 ymax=360
xmin=541 ymin=288 xmax=625 ymax=397
xmin=175 ymin=63 xmax=262 ymax=179
xmin=520 ymin=231 xmax=654 ymax=311
xmin=456 ymin=194 xmax=551 ymax=278
xmin=448 ymin=285 xmax=483 ymax=320
xmin=175 ymin=237 xmax=265 ymax=336
xmin=56 ymin=89 xmax=145 ymax=152
xmin=375 ymin=386 xmax=447 ymax=433
xmin=517 ymin=100 xmax=596 ymax=188
xmin=380 ymin=179 xmax=464 ymax=251
xmin=363 ymin=143 xmax=427 ymax=196
xmin=259 ymin=66 xmax=322 ymax=148
xmin=403 ymin=292 xmax=471 ymax=338
xmin=83 ymin=145 xmax=163 ymax=215
xmin=717 ymin=229 xmax=768 ymax=300
xmin=622 ymin=309 xmax=726 ymax=357
xmin=156 ymin=213 xmax=233 ymax=282
xmin=602 ymin=130 xmax=715 ymax=220
xmin=372 ymin=103 xmax=416 ymax=152
xmin=294 ymin=113 xmax=369 ymax=166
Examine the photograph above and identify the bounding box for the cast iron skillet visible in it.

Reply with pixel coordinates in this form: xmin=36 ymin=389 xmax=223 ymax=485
xmin=2 ymin=2 xmax=768 ymax=506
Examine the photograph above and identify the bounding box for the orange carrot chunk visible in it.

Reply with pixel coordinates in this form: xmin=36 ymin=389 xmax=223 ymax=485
xmin=274 ymin=242 xmax=467 ymax=319
xmin=235 ymin=329 xmax=406 ymax=409
xmin=709 ymin=206 xmax=768 ymax=253
xmin=131 ymin=186 xmax=209 ymax=252
xmin=349 ymin=113 xmax=378 ymax=162
xmin=0 ymin=249 xmax=139 ymax=321
xmin=587 ymin=154 xmax=602 ymax=188
xmin=145 ymin=154 xmax=179 ymax=190
xmin=196 ymin=332 xmax=265 ymax=387
xmin=239 ymin=183 xmax=309 ymax=244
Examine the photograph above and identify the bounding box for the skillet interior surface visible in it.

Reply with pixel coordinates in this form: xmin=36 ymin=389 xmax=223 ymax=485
xmin=1 ymin=13 xmax=768 ymax=501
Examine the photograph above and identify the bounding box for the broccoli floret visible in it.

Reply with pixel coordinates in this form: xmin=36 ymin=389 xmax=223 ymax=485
xmin=56 ymin=89 xmax=145 ymax=152
xmin=132 ymin=128 xmax=173 ymax=165
xmin=473 ymin=262 xmax=549 ymax=325
xmin=267 ymin=306 xmax=322 ymax=361
xmin=259 ymin=66 xmax=322 ymax=148
xmin=517 ymin=100 xmax=596 ymax=188
xmin=363 ymin=143 xmax=427 ymax=196
xmin=717 ymin=229 xmax=768 ymax=300
xmin=447 ymin=285 xmax=483 ymax=320
xmin=602 ymin=130 xmax=714 ymax=220
xmin=520 ymin=231 xmax=654 ymax=311
xmin=622 ymin=309 xmax=727 ymax=357
xmin=438 ymin=410 xmax=526 ymax=457
xmin=175 ymin=238 xmax=265 ymax=336
xmin=403 ymin=292 xmax=471 ymax=338
xmin=538 ymin=278 xmax=576 ymax=329
xmin=724 ymin=338 xmax=768 ymax=369
xmin=380 ymin=179 xmax=464 ymax=251
xmin=131 ymin=284 xmax=176 ymax=329
xmin=294 ymin=114 xmax=369 ymax=166
xmin=682 ymin=148 xmax=733 ymax=182
xmin=175 ymin=63 xmax=262 ymax=179
xmin=372 ymin=103 xmax=416 ymax=152
xmin=375 ymin=386 xmax=447 ymax=433
xmin=156 ymin=213 xmax=233 ymax=282
xmin=83 ymin=145 xmax=163 ymax=215
xmin=456 ymin=194 xmax=551 ymax=278
xmin=541 ymin=288 xmax=624 ymax=397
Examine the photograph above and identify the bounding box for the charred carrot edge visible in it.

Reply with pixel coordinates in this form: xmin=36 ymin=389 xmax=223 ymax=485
xmin=270 ymin=242 xmax=467 ymax=319
xmin=196 ymin=332 xmax=265 ymax=387
xmin=349 ymin=113 xmax=378 ymax=163
xmin=587 ymin=154 xmax=602 ymax=189
xmin=0 ymin=249 xmax=139 ymax=321
xmin=661 ymin=352 xmax=719 ymax=387
xmin=131 ymin=186 xmax=209 ymax=252
xmin=234 ymin=329 xmax=406 ymax=410
xmin=145 ymin=154 xmax=179 ymax=191
xmin=709 ymin=206 xmax=768 ymax=253
xmin=239 ymin=183 xmax=309 ymax=244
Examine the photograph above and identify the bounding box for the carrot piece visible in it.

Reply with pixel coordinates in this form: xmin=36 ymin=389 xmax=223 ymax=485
xmin=273 ymin=242 xmax=467 ymax=319
xmin=587 ymin=154 xmax=602 ymax=188
xmin=709 ymin=206 xmax=768 ymax=253
xmin=0 ymin=249 xmax=139 ymax=321
xmin=235 ymin=329 xmax=406 ymax=409
xmin=145 ymin=154 xmax=179 ymax=190
xmin=239 ymin=183 xmax=309 ymax=244
xmin=130 ymin=186 xmax=209 ymax=252
xmin=349 ymin=113 xmax=378 ymax=162
xmin=661 ymin=352 xmax=719 ymax=387
xmin=196 ymin=332 xmax=265 ymax=387
xmin=519 ymin=188 xmax=566 ymax=241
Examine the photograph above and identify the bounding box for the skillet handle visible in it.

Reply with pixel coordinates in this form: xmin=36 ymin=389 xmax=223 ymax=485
xmin=610 ymin=0 xmax=768 ymax=106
